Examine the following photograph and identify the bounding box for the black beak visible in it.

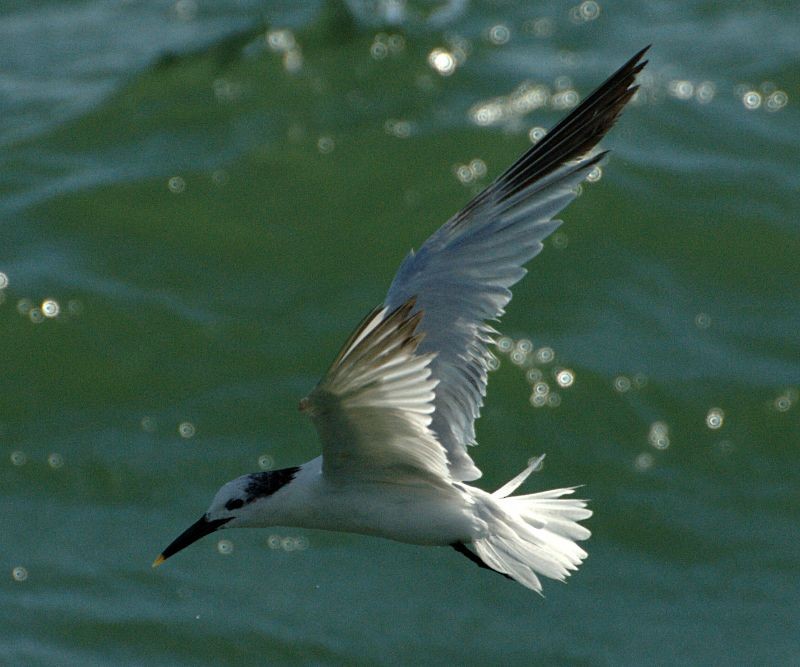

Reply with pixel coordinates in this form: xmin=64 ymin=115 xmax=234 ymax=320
xmin=152 ymin=515 xmax=232 ymax=567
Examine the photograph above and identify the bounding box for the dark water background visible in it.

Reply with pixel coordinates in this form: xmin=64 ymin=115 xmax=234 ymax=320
xmin=1 ymin=1 xmax=798 ymax=664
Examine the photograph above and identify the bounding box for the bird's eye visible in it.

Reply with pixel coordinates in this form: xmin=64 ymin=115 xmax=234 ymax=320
xmin=225 ymin=498 xmax=244 ymax=510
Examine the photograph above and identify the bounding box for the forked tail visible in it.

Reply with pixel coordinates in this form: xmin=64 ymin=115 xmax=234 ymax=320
xmin=465 ymin=456 xmax=592 ymax=594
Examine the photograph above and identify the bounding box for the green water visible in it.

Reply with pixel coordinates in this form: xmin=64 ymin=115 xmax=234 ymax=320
xmin=2 ymin=2 xmax=798 ymax=665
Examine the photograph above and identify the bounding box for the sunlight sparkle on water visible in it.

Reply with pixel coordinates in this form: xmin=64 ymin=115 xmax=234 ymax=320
xmin=487 ymin=24 xmax=511 ymax=45
xmin=516 ymin=339 xmax=533 ymax=354
xmin=586 ymin=166 xmax=602 ymax=183
xmin=495 ymin=336 xmax=571 ymax=409
xmin=178 ymin=422 xmax=196 ymax=439
xmin=168 ymin=176 xmax=186 ymax=194
xmin=265 ymin=28 xmax=302 ymax=73
xmin=282 ymin=536 xmax=308 ymax=551
xmin=705 ymin=408 xmax=724 ymax=430
xmin=551 ymin=89 xmax=580 ymax=110
xmin=773 ymin=388 xmax=798 ymax=412
xmin=471 ymin=83 xmax=549 ymax=127
xmin=635 ymin=452 xmax=654 ymax=471
xmin=470 ymin=159 xmax=487 ymax=178
xmin=510 ymin=349 xmax=527 ymax=365
xmin=42 ymin=299 xmax=59 ymax=318
xmin=735 ymin=82 xmax=788 ymax=113
xmin=370 ymin=33 xmax=406 ymax=60
xmin=570 ymin=1 xmax=601 ymax=22
xmin=317 ymin=136 xmax=335 ymax=154
xmin=453 ymin=159 xmax=486 ymax=185
xmin=551 ymin=231 xmax=568 ymax=249
xmin=533 ymin=381 xmax=550 ymax=397
xmin=268 ymin=534 xmax=309 ymax=551
xmin=428 ymin=48 xmax=456 ymax=76
xmin=472 ymin=103 xmax=503 ymax=126
xmin=213 ymin=78 xmax=243 ymax=103
xmin=648 ymin=421 xmax=670 ymax=450
xmin=612 ymin=373 xmax=639 ymax=391
xmin=526 ymin=368 xmax=542 ymax=383
xmin=523 ymin=18 xmax=555 ymax=38
xmin=48 ymin=452 xmax=64 ymax=469
xmin=614 ymin=376 xmax=631 ymax=392
xmin=496 ymin=337 xmax=513 ymax=353
xmin=556 ymin=369 xmax=575 ymax=387
xmin=765 ymin=90 xmax=788 ymax=112
xmin=742 ymin=91 xmax=761 ymax=110
xmin=283 ymin=49 xmax=303 ymax=73
xmin=530 ymin=393 xmax=547 ymax=408
xmin=384 ymin=118 xmax=413 ymax=138
xmin=511 ymin=338 xmax=533 ymax=365
xmin=695 ymin=81 xmax=716 ymax=104
xmin=695 ymin=312 xmax=711 ymax=329
xmin=513 ymin=84 xmax=549 ymax=113
xmin=212 ymin=169 xmax=229 ymax=186
xmin=529 ymin=126 xmax=547 ymax=143
xmin=266 ymin=29 xmax=295 ymax=52
xmin=668 ymin=80 xmax=694 ymax=100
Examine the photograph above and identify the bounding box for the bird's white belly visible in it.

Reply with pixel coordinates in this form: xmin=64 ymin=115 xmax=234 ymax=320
xmin=273 ymin=471 xmax=483 ymax=546
xmin=319 ymin=483 xmax=480 ymax=545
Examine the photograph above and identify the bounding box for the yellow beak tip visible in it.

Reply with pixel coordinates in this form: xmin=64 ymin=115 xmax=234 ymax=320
xmin=152 ymin=554 xmax=166 ymax=568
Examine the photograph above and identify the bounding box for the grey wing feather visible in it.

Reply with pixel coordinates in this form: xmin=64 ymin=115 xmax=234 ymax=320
xmin=384 ymin=48 xmax=649 ymax=480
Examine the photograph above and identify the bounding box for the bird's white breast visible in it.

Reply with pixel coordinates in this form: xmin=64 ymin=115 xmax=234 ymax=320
xmin=250 ymin=457 xmax=486 ymax=546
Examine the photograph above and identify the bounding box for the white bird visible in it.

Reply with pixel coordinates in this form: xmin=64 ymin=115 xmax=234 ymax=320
xmin=153 ymin=47 xmax=648 ymax=593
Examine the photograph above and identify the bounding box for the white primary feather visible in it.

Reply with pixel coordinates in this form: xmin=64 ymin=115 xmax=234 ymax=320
xmin=302 ymin=297 xmax=451 ymax=485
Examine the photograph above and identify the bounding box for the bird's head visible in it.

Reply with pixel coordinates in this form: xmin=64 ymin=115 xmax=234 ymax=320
xmin=152 ymin=466 xmax=300 ymax=567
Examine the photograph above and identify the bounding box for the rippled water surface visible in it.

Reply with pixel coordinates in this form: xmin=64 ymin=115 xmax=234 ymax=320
xmin=2 ymin=1 xmax=798 ymax=665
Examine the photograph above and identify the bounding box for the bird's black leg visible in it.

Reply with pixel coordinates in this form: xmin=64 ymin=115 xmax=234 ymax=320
xmin=451 ymin=542 xmax=512 ymax=580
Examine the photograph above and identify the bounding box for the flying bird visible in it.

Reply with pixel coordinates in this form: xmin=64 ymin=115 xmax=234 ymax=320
xmin=154 ymin=47 xmax=648 ymax=593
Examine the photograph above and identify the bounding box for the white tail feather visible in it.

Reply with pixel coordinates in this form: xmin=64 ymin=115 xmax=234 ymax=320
xmin=492 ymin=454 xmax=545 ymax=498
xmin=472 ymin=462 xmax=592 ymax=594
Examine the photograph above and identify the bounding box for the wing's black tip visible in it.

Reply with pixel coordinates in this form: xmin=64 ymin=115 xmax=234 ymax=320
xmin=451 ymin=47 xmax=650 ymax=226
xmin=498 ymin=46 xmax=650 ymax=193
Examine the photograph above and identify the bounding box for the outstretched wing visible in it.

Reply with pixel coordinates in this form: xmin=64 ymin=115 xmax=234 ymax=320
xmin=384 ymin=47 xmax=649 ymax=480
xmin=302 ymin=297 xmax=452 ymax=485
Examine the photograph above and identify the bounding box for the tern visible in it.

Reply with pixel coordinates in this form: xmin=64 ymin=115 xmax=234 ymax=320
xmin=154 ymin=48 xmax=648 ymax=593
